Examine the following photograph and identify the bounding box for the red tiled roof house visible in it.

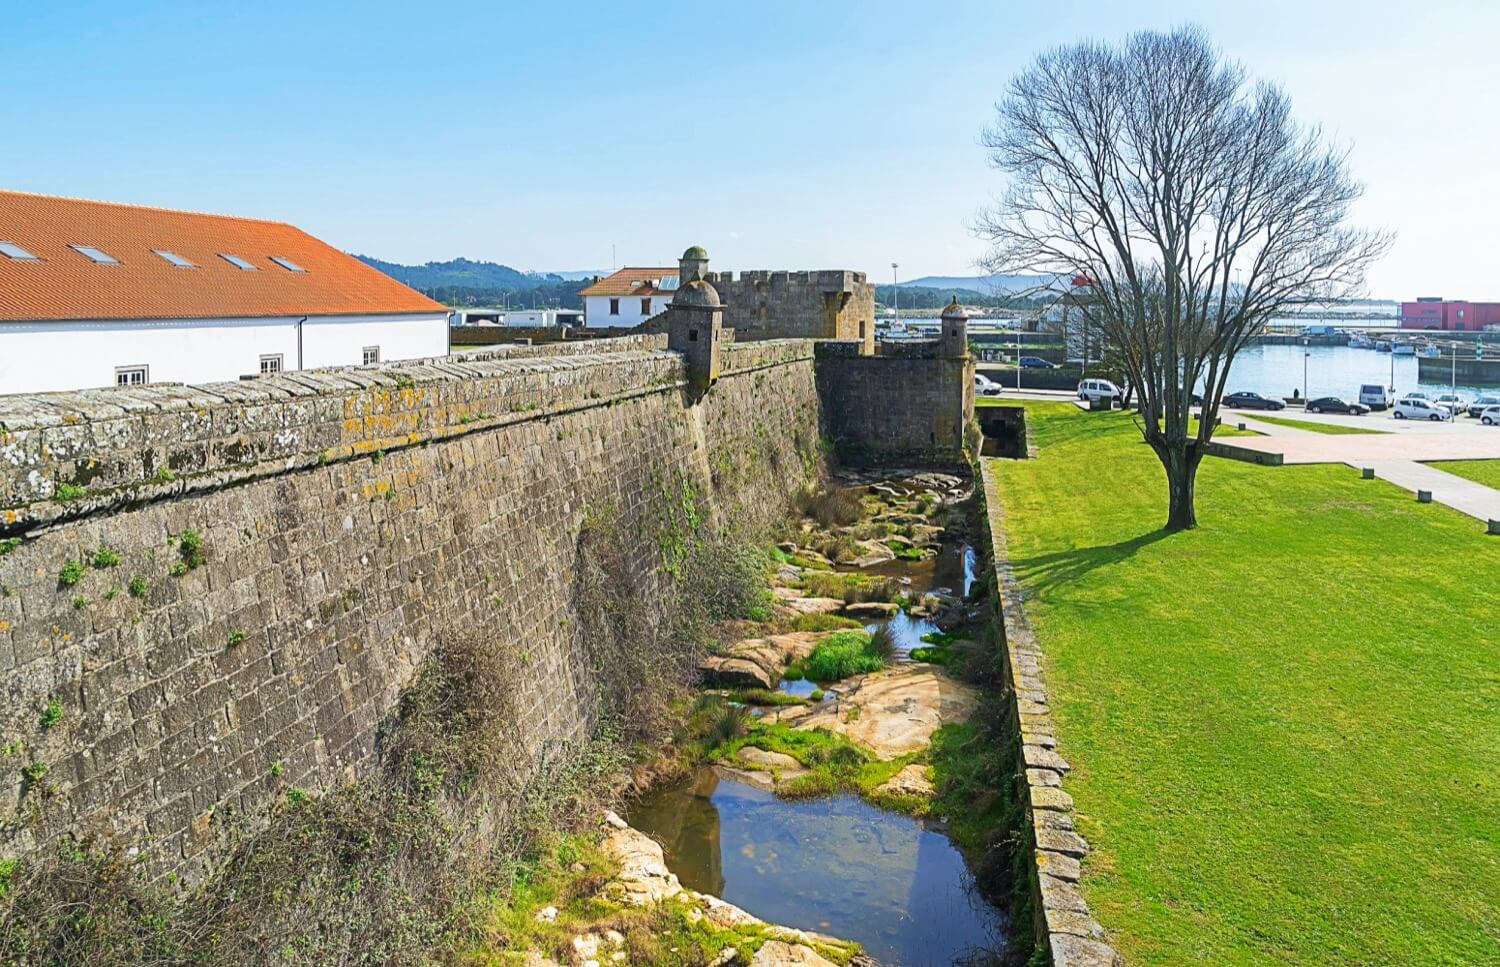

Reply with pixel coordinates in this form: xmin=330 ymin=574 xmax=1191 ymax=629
xmin=578 ymin=266 xmax=678 ymax=327
xmin=0 ymin=191 xmax=449 ymax=394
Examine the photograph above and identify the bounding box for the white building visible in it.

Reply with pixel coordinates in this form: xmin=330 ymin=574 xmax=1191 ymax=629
xmin=578 ymin=266 xmax=678 ymax=327
xmin=0 ymin=190 xmax=450 ymax=394
xmin=451 ymin=308 xmax=584 ymax=328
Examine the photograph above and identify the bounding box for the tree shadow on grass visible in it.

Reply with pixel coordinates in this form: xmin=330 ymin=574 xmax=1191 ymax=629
xmin=1009 ymin=529 xmax=1172 ymax=603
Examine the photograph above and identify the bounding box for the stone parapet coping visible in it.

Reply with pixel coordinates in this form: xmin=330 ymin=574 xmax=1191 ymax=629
xmin=0 ymin=336 xmax=816 ymax=531
xmin=979 ymin=460 xmax=1123 ymax=967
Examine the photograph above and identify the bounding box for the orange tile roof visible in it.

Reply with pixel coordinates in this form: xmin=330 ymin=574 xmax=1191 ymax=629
xmin=577 ymin=267 xmax=679 ymax=298
xmin=0 ymin=190 xmax=445 ymax=321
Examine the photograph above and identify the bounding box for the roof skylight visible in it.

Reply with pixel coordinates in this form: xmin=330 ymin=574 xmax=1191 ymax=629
xmin=269 ymin=256 xmax=306 ymax=273
xmin=153 ymin=249 xmax=197 ymax=268
xmin=219 ymin=253 xmax=258 ymax=270
xmin=0 ymin=241 xmax=39 ymax=260
xmin=70 ymin=244 xmax=118 ymax=264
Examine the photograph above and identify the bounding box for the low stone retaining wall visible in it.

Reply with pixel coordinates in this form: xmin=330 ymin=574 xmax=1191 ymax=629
xmin=978 ymin=460 xmax=1122 ymax=967
xmin=1204 ymin=440 xmax=1284 ymax=466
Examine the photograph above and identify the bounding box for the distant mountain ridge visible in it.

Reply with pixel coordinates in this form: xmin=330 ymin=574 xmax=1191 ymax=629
xmin=899 ymin=273 xmax=1055 ymax=294
xmin=355 ymin=255 xmax=603 ymax=291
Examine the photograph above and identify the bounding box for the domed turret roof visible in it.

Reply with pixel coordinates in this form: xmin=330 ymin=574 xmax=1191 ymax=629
xmin=672 ymin=278 xmax=721 ymax=308
xmin=681 ymin=245 xmax=708 ymax=260
xmin=940 ymin=296 xmax=967 ymax=320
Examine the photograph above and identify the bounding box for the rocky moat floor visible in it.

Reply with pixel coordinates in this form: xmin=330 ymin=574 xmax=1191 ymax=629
xmin=468 ymin=473 xmax=1011 ymax=967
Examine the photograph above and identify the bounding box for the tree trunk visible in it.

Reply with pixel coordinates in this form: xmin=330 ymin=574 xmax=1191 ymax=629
xmin=1158 ymin=441 xmax=1202 ymax=531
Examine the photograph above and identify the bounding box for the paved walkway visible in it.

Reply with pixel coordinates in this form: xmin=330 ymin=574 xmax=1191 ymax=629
xmin=1359 ymin=459 xmax=1500 ymax=524
xmin=1217 ymin=407 xmax=1500 ymax=526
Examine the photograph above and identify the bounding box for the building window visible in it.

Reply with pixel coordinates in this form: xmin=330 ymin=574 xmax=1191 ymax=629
xmin=362 ymin=346 xmax=380 ymax=365
xmin=70 ymin=244 xmax=119 ymax=264
xmin=609 ymin=298 xmax=620 ymax=315
xmin=259 ymin=354 xmax=284 ymax=374
xmin=641 ymin=297 xmax=652 ymax=315
xmin=115 ymin=365 xmax=148 ymax=386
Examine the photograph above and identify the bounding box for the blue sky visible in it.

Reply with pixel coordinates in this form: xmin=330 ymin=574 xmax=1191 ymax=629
xmin=4 ymin=1 xmax=1497 ymax=296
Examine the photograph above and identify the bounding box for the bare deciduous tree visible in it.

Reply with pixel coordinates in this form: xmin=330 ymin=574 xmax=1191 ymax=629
xmin=977 ymin=26 xmax=1390 ymax=530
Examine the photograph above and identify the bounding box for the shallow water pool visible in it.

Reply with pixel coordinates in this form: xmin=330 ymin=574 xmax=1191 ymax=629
xmin=627 ymin=768 xmax=1007 ymax=966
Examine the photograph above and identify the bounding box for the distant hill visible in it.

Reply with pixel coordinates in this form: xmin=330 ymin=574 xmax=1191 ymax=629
xmin=900 ymin=273 xmax=1055 ymax=294
xmin=355 ymin=255 xmax=601 ymax=291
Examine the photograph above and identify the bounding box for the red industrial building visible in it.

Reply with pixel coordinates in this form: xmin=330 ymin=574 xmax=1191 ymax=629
xmin=1399 ymin=298 xmax=1500 ymax=331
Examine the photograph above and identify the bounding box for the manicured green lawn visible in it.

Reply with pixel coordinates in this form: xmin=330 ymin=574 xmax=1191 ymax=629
xmin=1245 ymin=412 xmax=1386 ymax=434
xmin=1427 ymin=459 xmax=1500 ymax=490
xmin=988 ymin=403 xmax=1500 ymax=966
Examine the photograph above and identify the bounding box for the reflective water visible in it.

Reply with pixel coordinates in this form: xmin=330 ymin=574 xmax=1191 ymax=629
xmin=1210 ymin=343 xmax=1496 ymax=399
xmin=777 ymin=676 xmax=819 ymax=698
xmin=627 ymin=769 xmax=1007 ymax=967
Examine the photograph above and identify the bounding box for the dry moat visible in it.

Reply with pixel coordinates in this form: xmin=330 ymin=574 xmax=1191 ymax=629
xmin=489 ymin=472 xmax=1017 ymax=966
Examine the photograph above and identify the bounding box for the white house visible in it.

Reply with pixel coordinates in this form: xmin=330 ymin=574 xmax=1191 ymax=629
xmin=578 ymin=266 xmax=678 ymax=327
xmin=0 ymin=190 xmax=450 ymax=394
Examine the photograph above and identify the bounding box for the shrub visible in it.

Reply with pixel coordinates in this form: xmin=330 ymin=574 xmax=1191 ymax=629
xmin=176 ymin=529 xmax=205 ymax=569
xmin=702 ymin=700 xmax=753 ymax=749
xmin=57 ymin=559 xmax=85 ymax=587
xmin=93 ymin=546 xmax=121 ymax=569
xmin=153 ymin=466 xmax=176 ymax=483
xmin=800 ymin=570 xmax=852 ymax=600
xmin=128 ymin=576 xmax=147 ymax=598
xmin=798 ymin=486 xmax=864 ymax=529
xmin=0 ymin=537 xmax=19 ymax=556
xmin=227 ymin=629 xmax=246 ymax=646
xmin=803 ymin=630 xmax=886 ymax=681
xmin=54 ymin=483 xmax=86 ymax=501
xmin=866 ymin=624 xmax=897 ymax=662
xmin=844 ymin=576 xmax=905 ymax=605
xmin=790 ymin=613 xmax=862 ymax=633
xmin=814 ymin=533 xmax=863 ymax=564
xmin=40 ymin=699 xmax=62 ymax=730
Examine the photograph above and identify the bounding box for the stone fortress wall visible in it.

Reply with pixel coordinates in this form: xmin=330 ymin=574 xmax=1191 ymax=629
xmin=703 ymin=269 xmax=876 ymax=352
xmin=0 ymin=338 xmax=827 ymax=875
xmin=0 ymin=269 xmax=971 ymax=879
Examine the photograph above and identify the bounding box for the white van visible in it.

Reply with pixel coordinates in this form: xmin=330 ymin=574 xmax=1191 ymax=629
xmin=1358 ymin=384 xmax=1389 ymax=410
xmin=1077 ymin=379 xmax=1121 ymax=403
xmin=974 ymin=373 xmax=1003 ymax=397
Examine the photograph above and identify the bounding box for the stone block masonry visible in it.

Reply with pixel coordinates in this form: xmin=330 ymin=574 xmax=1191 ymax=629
xmin=978 ymin=460 xmax=1123 ymax=967
xmin=814 ymin=340 xmax=975 ymax=467
xmin=705 ymin=269 xmax=875 ymax=352
xmin=0 ymin=336 xmax=826 ymax=876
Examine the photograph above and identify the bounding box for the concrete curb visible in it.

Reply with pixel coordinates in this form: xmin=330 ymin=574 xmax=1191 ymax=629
xmin=979 ymin=460 xmax=1123 ymax=967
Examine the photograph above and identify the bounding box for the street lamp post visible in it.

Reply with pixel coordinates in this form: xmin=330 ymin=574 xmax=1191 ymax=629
xmin=1014 ymin=328 xmax=1022 ymax=392
xmin=891 ymin=263 xmax=899 ymax=317
xmin=1303 ymin=338 xmax=1310 ymax=404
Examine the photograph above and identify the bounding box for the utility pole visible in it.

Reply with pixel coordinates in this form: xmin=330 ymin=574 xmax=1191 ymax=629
xmin=1303 ymin=338 xmax=1310 ymax=403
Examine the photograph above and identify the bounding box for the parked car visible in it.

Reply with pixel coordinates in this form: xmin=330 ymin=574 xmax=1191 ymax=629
xmin=1393 ymin=397 xmax=1450 ymax=421
xmin=1467 ymin=395 xmax=1500 ymax=418
xmin=1306 ymin=397 xmax=1369 ymax=415
xmin=1222 ymin=391 xmax=1285 ymax=411
xmin=1018 ymin=356 xmax=1056 ymax=369
xmin=1433 ymin=393 xmax=1467 ymax=415
xmin=1358 ymin=383 xmax=1390 ymax=410
xmin=1481 ymin=405 xmax=1500 ymax=427
xmin=1076 ymin=378 xmax=1121 ymax=402
xmin=974 ymin=373 xmax=1003 ymax=397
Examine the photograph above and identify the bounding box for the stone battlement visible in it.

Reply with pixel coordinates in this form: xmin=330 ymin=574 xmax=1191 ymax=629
xmin=703 ymin=269 xmax=867 ymax=290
